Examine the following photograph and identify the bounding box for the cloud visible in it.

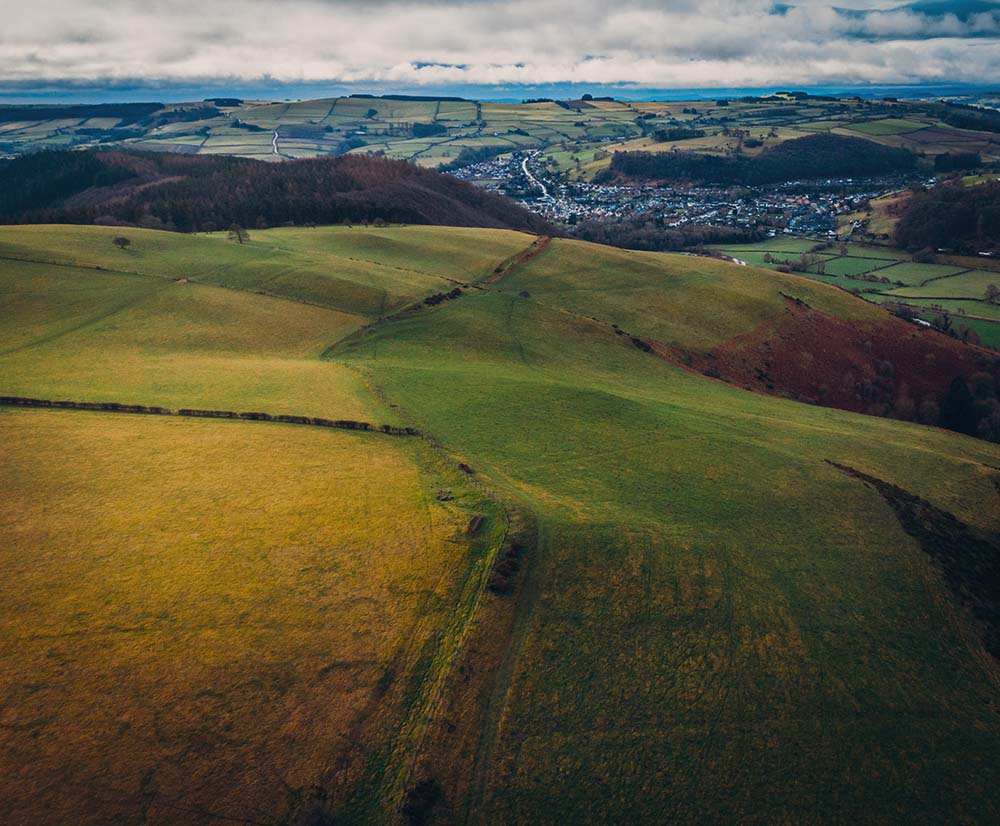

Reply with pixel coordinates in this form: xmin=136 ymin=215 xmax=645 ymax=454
xmin=0 ymin=0 xmax=997 ymax=89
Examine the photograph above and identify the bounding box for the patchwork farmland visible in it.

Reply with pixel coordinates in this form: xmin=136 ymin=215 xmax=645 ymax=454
xmin=3 ymin=94 xmax=999 ymax=176
xmin=712 ymin=237 xmax=1000 ymax=348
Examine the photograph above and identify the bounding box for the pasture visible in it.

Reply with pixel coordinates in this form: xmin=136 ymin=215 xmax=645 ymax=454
xmin=843 ymin=117 xmax=930 ymax=135
xmin=0 ymin=222 xmax=533 ymax=825
xmin=3 ymin=223 xmax=1000 ymax=824
xmin=0 ymin=408 xmax=500 ymax=825
xmin=335 ymin=244 xmax=1000 ymax=823
xmin=0 ymin=224 xmax=533 ymax=318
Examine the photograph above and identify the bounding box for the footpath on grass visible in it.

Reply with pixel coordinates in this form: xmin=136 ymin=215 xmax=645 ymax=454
xmin=0 ymin=396 xmax=419 ymax=436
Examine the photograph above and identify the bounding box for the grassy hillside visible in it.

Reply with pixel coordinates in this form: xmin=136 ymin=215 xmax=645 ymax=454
xmin=0 ymin=223 xmax=527 ymax=825
xmin=335 ymin=257 xmax=1000 ymax=824
xmin=0 ymin=223 xmax=533 ymax=315
xmin=3 ymin=223 xmax=1000 ymax=824
xmin=498 ymin=238 xmax=881 ymax=350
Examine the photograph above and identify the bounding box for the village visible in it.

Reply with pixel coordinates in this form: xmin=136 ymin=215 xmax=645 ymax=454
xmin=452 ymin=150 xmax=931 ymax=236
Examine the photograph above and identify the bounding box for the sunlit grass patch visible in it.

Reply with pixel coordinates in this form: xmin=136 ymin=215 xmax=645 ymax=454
xmin=0 ymin=408 xmax=495 ymax=824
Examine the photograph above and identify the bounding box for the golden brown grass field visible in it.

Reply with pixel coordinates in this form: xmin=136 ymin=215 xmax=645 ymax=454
xmin=0 ymin=408 xmax=499 ymax=825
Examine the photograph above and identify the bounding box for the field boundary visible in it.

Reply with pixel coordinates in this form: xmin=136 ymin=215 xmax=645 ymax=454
xmin=0 ymin=395 xmax=419 ymax=436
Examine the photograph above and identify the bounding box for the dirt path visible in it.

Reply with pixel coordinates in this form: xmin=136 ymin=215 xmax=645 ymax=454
xmin=463 ymin=515 xmax=551 ymax=823
xmin=486 ymin=235 xmax=551 ymax=285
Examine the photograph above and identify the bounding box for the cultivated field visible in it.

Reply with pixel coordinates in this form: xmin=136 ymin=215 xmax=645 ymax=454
xmin=3 ymin=94 xmax=997 ymax=180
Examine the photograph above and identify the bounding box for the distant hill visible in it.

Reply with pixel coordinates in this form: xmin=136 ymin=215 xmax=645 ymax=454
xmin=0 ymin=102 xmax=164 ymax=124
xmin=0 ymin=150 xmax=552 ymax=234
xmin=895 ymin=179 xmax=1000 ymax=251
xmin=603 ymin=133 xmax=918 ymax=185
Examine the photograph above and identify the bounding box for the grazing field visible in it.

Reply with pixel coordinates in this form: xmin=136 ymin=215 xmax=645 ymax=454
xmin=0 ymin=408 xmax=500 ymax=826
xmin=0 ymin=255 xmax=380 ymax=419
xmin=817 ymin=256 xmax=890 ymax=277
xmin=511 ymin=239 xmax=879 ymax=352
xmin=0 ymin=223 xmax=530 ymax=825
xmin=891 ymin=297 xmax=1000 ymax=322
xmin=335 ymin=249 xmax=1000 ymax=824
xmin=877 ymin=261 xmax=969 ymax=284
xmin=0 ymin=224 xmax=533 ymax=318
xmin=888 ymin=269 xmax=1000 ymax=299
xmin=926 ymin=314 xmax=1000 ymax=348
xmin=843 ymin=117 xmax=929 ymax=135
xmin=714 ymin=239 xmax=1000 ymax=346
xmin=4 ymin=223 xmax=1000 ymax=824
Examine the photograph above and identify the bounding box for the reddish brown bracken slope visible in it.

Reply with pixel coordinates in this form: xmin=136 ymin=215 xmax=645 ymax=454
xmin=688 ymin=297 xmax=998 ymax=421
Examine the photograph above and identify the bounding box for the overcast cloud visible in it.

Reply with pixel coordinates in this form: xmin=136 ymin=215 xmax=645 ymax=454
xmin=1 ymin=0 xmax=998 ymax=89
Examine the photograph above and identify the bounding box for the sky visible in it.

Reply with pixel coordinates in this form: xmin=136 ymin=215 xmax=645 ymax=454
xmin=1 ymin=0 xmax=998 ymax=100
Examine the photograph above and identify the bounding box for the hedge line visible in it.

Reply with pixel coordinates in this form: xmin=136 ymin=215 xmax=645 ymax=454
xmin=0 ymin=396 xmax=419 ymax=436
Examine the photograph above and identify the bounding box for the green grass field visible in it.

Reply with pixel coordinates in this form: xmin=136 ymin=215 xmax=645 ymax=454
xmin=0 ymin=224 xmax=525 ymax=825
xmin=815 ymin=256 xmax=888 ymax=277
xmin=889 ymin=269 xmax=1000 ymax=299
xmin=497 ymin=239 xmax=878 ymax=352
xmin=0 ymin=224 xmax=534 ymax=318
xmin=3 ymin=223 xmax=1000 ymax=824
xmin=926 ymin=314 xmax=1000 ymax=348
xmin=876 ymin=261 xmax=970 ymax=284
xmin=844 ymin=117 xmax=930 ymax=135
xmin=334 ymin=240 xmax=1000 ymax=824
xmin=714 ymin=240 xmax=1000 ymax=346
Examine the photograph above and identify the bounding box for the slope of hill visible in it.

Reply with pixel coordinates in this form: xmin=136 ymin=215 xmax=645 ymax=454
xmin=333 ymin=236 xmax=1000 ymax=824
xmin=497 ymin=238 xmax=1000 ymax=438
xmin=603 ymin=133 xmax=919 ymax=184
xmin=0 ymin=150 xmax=552 ymax=234
xmin=2 ymin=223 xmax=1000 ymax=825
xmin=896 ymin=179 xmax=1000 ymax=252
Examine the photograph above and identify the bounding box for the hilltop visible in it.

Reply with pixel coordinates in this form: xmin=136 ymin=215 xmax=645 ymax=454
xmin=0 ymin=150 xmax=552 ymax=234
